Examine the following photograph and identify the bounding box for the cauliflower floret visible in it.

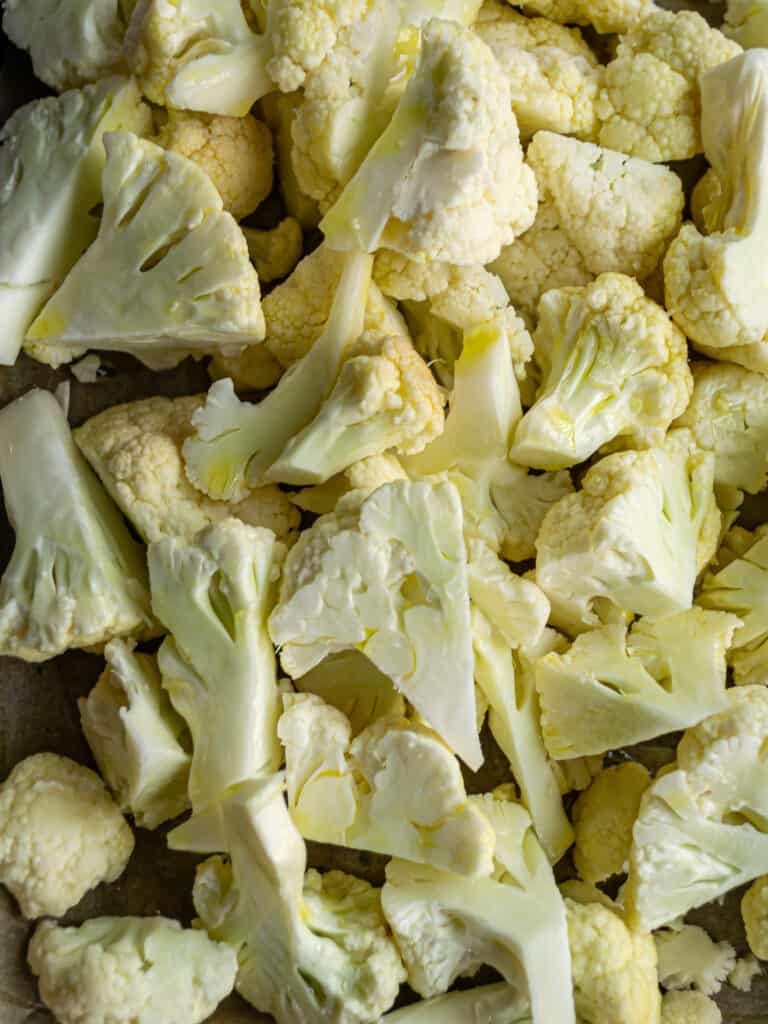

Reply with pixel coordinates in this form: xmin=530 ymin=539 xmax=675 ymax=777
xmin=265 ymin=0 xmax=366 ymax=92
xmin=512 ymin=0 xmax=650 ymax=33
xmin=380 ymin=985 xmax=531 ymax=1022
xmin=260 ymin=91 xmax=322 ymax=229
xmin=0 ymin=753 xmax=134 ymax=919
xmin=661 ymin=990 xmax=722 ymax=1024
xmin=28 ymin=916 xmax=237 ymax=1024
xmin=293 ymin=649 xmax=406 ymax=734
xmin=725 ymin=0 xmax=768 ymax=48
xmin=242 ymin=218 xmax=303 ymax=283
xmin=155 ymin=110 xmax=273 ymax=221
xmin=527 ymin=132 xmax=684 ymax=280
xmin=74 ymin=395 xmax=299 ymax=545
xmin=742 ymin=875 xmax=768 ymax=958
xmin=690 ymin=168 xmax=723 ymax=236
xmin=209 ymin=343 xmax=285 ymax=392
xmin=475 ymin=6 xmax=600 ymax=140
xmin=655 ymin=924 xmax=736 ymax=995
xmin=729 ymin=954 xmax=762 ymax=990
xmin=322 ymin=19 xmax=537 ymax=264
xmin=572 ymin=762 xmax=651 ymax=884
xmin=510 ymin=274 xmax=692 ymax=470
xmin=290 ymin=454 xmax=408 ymax=516
xmin=597 ymin=10 xmax=741 ymax=162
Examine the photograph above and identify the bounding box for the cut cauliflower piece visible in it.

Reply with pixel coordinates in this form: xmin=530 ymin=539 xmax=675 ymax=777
xmin=278 ymin=692 xmax=495 ymax=875
xmin=269 ymin=479 xmax=481 ymax=769
xmin=75 ymin=394 xmax=299 ymax=545
xmin=654 ymin=924 xmax=736 ymax=996
xmin=725 ymin=0 xmax=768 ymax=47
xmin=265 ymin=0 xmax=366 ymax=93
xmin=742 ymin=876 xmax=768 ymax=958
xmin=260 ymin=90 xmax=322 ymax=229
xmin=0 ymin=78 xmax=150 ymax=366
xmin=79 ymin=640 xmax=191 ymax=830
xmin=382 ymin=793 xmax=576 ymax=1024
xmin=537 ymin=608 xmax=738 ymax=758
xmin=26 ymin=131 xmax=265 ymax=369
xmin=527 ymin=131 xmax=685 ymax=279
xmin=155 ymin=111 xmax=273 ymax=221
xmin=209 ymin=343 xmax=285 ymax=392
xmin=572 ymin=762 xmax=651 ymax=884
xmin=322 ymin=19 xmax=537 ymax=264
xmin=661 ymin=990 xmax=722 ymax=1024
xmin=382 ymin=984 xmax=532 ymax=1022
xmin=468 ymin=540 xmax=550 ymax=652
xmin=729 ymin=954 xmax=762 ymax=990
xmin=513 ymin=0 xmax=651 ymax=34
xmin=293 ymin=650 xmax=406 ymax=735
xmin=0 ymin=389 xmax=153 ymax=661
xmin=535 ymin=431 xmax=721 ymax=634
xmin=0 ymin=753 xmax=134 ymax=919
xmin=28 ymin=916 xmax=237 ymax=1024
xmin=510 ymin=274 xmax=692 ymax=470
xmin=290 ymin=454 xmax=408 ymax=516
xmin=242 ymin=218 xmax=304 ymax=282
xmin=2 ymin=0 xmax=126 ymax=90
xmin=626 ymin=686 xmax=768 ymax=931
xmin=597 ymin=9 xmax=741 ymax=162
xmin=690 ymin=168 xmax=723 ymax=236
xmin=125 ymin=0 xmax=272 ymax=115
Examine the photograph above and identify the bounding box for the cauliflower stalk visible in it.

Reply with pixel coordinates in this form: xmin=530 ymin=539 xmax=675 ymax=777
xmin=655 ymin=924 xmax=736 ymax=995
xmin=572 ymin=762 xmax=651 ymax=884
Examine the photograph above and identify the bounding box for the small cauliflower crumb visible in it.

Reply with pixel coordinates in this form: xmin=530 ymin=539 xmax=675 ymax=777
xmin=661 ymin=990 xmax=722 ymax=1024
xmin=0 ymin=753 xmax=134 ymax=919
xmin=573 ymin=762 xmax=651 ymax=884
xmin=742 ymin=875 xmax=768 ymax=959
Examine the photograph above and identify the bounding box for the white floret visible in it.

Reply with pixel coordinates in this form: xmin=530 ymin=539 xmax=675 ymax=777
xmin=655 ymin=924 xmax=736 ymax=995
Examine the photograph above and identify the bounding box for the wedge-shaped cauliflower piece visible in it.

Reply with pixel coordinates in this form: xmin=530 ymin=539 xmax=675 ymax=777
xmin=279 ymin=692 xmax=495 ymax=876
xmin=321 ymin=18 xmax=536 ymax=264
xmin=382 ymin=984 xmax=531 ymax=1022
xmin=155 ymin=111 xmax=273 ymax=221
xmin=184 ymin=250 xmax=372 ymax=502
xmin=125 ymin=0 xmax=271 ymax=115
xmin=269 ymin=479 xmax=481 ymax=769
xmin=527 ymin=132 xmax=685 ymax=279
xmin=725 ymin=0 xmax=768 ymax=47
xmin=149 ymin=519 xmax=285 ymax=814
xmin=664 ymin=52 xmax=768 ymax=369
xmin=535 ymin=431 xmax=721 ymax=634
xmin=674 ymin=363 xmax=768 ymax=495
xmin=655 ymin=924 xmax=736 ymax=996
xmin=79 ymin=640 xmax=191 ymax=830
xmin=625 ymin=686 xmax=768 ymax=931
xmin=537 ymin=609 xmax=739 ymax=758
xmin=265 ymin=0 xmax=366 ymax=92
xmin=597 ymin=9 xmax=741 ymax=162
xmin=0 ymin=753 xmax=134 ymax=919
xmin=0 ymin=78 xmax=150 ymax=366
xmin=0 ymin=390 xmax=153 ymax=661
xmin=27 ymin=131 xmax=265 ymax=369
xmin=189 ymin=779 xmax=405 ymax=1023
xmin=75 ymin=395 xmax=299 ymax=545
xmin=510 ymin=275 xmax=691 ymax=470
xmin=382 ymin=794 xmax=576 ymax=1024
xmin=662 ymin=991 xmax=722 ymax=1024
xmin=294 ymin=650 xmax=406 ymax=734
xmin=28 ymin=916 xmax=237 ymax=1024
xmin=513 ymin=0 xmax=651 ymax=33
xmin=742 ymin=875 xmax=768 ymax=958
xmin=2 ymin=0 xmax=126 ymax=90
xmin=572 ymin=762 xmax=651 ymax=884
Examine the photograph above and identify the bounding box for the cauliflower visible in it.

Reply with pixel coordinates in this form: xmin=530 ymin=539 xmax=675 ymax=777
xmin=382 ymin=794 xmax=576 ymax=1024
xmin=625 ymin=686 xmax=768 ymax=931
xmin=725 ymin=0 xmax=768 ymax=47
xmin=661 ymin=991 xmax=722 ymax=1024
xmin=321 ymin=19 xmax=537 ymax=264
xmin=260 ymin=91 xmax=322 ymax=229
xmin=510 ymin=274 xmax=692 ymax=470
xmin=265 ymin=0 xmax=366 ymax=92
xmin=596 ymin=9 xmax=741 ymax=162
xmin=535 ymin=431 xmax=721 ymax=634
xmin=268 ymin=479 xmax=482 ymax=769
xmin=729 ymin=954 xmax=762 ymax=990
xmin=290 ymin=454 xmax=408 ymax=516
xmin=125 ymin=0 xmax=272 ymax=116
xmin=2 ymin=0 xmax=126 ymax=91
xmin=527 ymin=132 xmax=685 ymax=280
xmin=26 ymin=132 xmax=265 ymax=369
xmin=382 ymin=984 xmax=532 ymax=1022
xmin=690 ymin=168 xmax=723 ymax=236
xmin=278 ymin=692 xmax=495 ymax=875
xmin=0 ymin=753 xmax=134 ymax=919
xmin=242 ymin=218 xmax=303 ymax=282
xmin=654 ymin=924 xmax=736 ymax=995
xmin=28 ymin=916 xmax=237 ymax=1024
xmin=0 ymin=78 xmax=150 ymax=366
xmin=148 ymin=520 xmax=284 ymax=817
xmin=155 ymin=110 xmax=273 ymax=221
xmin=74 ymin=394 xmax=299 ymax=545
xmin=475 ymin=5 xmax=600 ymax=140
xmin=0 ymin=390 xmax=153 ymax=661
xmin=190 ymin=779 xmax=405 ymax=1023
xmin=293 ymin=650 xmax=406 ymax=734
xmin=742 ymin=875 xmax=768 ymax=958
xmin=209 ymin=341 xmax=285 ymax=392
xmin=572 ymin=762 xmax=651 ymax=884
xmin=79 ymin=640 xmax=191 ymax=830
xmin=513 ymin=0 xmax=651 ymax=34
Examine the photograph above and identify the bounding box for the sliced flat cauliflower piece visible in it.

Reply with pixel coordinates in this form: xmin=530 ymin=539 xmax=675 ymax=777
xmin=572 ymin=762 xmax=651 ymax=884
xmin=265 ymin=0 xmax=366 ymax=92
xmin=155 ymin=111 xmax=273 ymax=221
xmin=322 ymin=19 xmax=536 ymax=264
xmin=382 ymin=984 xmax=532 ymax=1022
xmin=655 ymin=924 xmax=736 ymax=995
xmin=661 ymin=990 xmax=722 ymax=1024
xmin=512 ymin=0 xmax=651 ymax=34
xmin=510 ymin=274 xmax=692 ymax=469
xmin=28 ymin=916 xmax=237 ymax=1024
xmin=527 ymin=131 xmax=684 ymax=279
xmin=26 ymin=131 xmax=264 ymax=369
xmin=269 ymin=479 xmax=481 ymax=769
xmin=293 ymin=650 xmax=406 ymax=734
xmin=0 ymin=753 xmax=134 ymax=919
xmin=535 ymin=431 xmax=721 ymax=634
xmin=742 ymin=876 xmax=768 ymax=959
xmin=242 ymin=218 xmax=304 ymax=282
xmin=279 ymin=692 xmax=495 ymax=875
xmin=724 ymin=0 xmax=768 ymax=47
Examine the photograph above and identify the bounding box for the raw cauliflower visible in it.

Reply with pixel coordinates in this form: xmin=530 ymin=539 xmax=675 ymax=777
xmin=690 ymin=168 xmax=723 ymax=236
xmin=155 ymin=111 xmax=273 ymax=221
xmin=74 ymin=395 xmax=299 ymax=545
xmin=0 ymin=753 xmax=134 ymax=919
xmin=742 ymin=875 xmax=768 ymax=959
xmin=661 ymin=991 xmax=722 ymax=1024
xmin=597 ymin=9 xmax=741 ymax=162
xmin=242 ymin=218 xmax=304 ymax=282
xmin=654 ymin=924 xmax=736 ymax=996
xmin=290 ymin=454 xmax=408 ymax=516
xmin=572 ymin=762 xmax=651 ymax=884
xmin=265 ymin=0 xmax=366 ymax=93
xmin=514 ymin=0 xmax=651 ymax=31
xmin=209 ymin=343 xmax=285 ymax=392
xmin=259 ymin=90 xmax=322 ymax=229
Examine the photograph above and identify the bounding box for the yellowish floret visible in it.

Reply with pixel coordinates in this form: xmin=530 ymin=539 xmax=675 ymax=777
xmin=573 ymin=762 xmax=651 ymax=884
xmin=742 ymin=875 xmax=768 ymax=959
